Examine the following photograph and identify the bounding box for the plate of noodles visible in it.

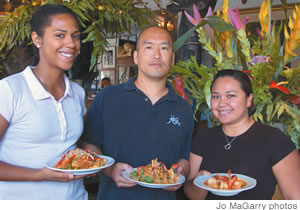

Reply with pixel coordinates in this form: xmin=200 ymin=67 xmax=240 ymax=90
xmin=47 ymin=149 xmax=115 ymax=175
xmin=193 ymin=169 xmax=256 ymax=196
xmin=122 ymin=158 xmax=185 ymax=188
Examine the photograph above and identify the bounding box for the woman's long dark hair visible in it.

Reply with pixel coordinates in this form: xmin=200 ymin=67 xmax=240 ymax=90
xmin=30 ymin=4 xmax=80 ymax=66
xmin=211 ymin=69 xmax=256 ymax=116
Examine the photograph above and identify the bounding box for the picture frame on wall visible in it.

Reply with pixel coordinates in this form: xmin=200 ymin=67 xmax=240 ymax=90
xmin=102 ymin=46 xmax=115 ymax=69
xmin=117 ymin=65 xmax=138 ymax=84
xmin=99 ymin=68 xmax=115 ymax=87
xmin=117 ymin=37 xmax=136 ymax=59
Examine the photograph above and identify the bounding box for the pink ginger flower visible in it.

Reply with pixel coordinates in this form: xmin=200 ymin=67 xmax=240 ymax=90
xmin=184 ymin=3 xmax=213 ymax=26
xmin=228 ymin=6 xmax=250 ymax=30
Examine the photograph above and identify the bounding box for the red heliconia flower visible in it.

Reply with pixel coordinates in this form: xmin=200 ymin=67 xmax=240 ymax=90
xmin=172 ymin=74 xmax=192 ymax=104
xmin=289 ymin=95 xmax=300 ymax=105
xmin=270 ymin=81 xmax=290 ymax=94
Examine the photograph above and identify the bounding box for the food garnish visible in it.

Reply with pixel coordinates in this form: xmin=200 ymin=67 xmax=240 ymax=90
xmin=130 ymin=158 xmax=179 ymax=184
xmin=55 ymin=148 xmax=106 ymax=170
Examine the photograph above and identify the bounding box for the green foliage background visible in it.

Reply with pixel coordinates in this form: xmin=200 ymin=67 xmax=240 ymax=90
xmin=0 ymin=0 xmax=157 ymax=76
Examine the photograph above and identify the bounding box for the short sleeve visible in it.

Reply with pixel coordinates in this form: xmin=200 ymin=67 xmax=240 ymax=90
xmin=191 ymin=132 xmax=203 ymax=156
xmin=190 ymin=126 xmax=220 ymax=157
xmin=81 ymin=90 xmax=105 ymax=147
xmin=0 ymin=80 xmax=14 ymax=122
xmin=269 ymin=128 xmax=296 ymax=166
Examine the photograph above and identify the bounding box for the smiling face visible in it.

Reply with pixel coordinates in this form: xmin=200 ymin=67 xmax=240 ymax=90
xmin=133 ymin=26 xmax=174 ymax=81
xmin=211 ymin=76 xmax=253 ymax=126
xmin=32 ymin=14 xmax=80 ymax=71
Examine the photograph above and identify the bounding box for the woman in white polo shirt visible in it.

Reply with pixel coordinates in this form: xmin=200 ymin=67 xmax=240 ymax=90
xmin=0 ymin=4 xmax=88 ymax=199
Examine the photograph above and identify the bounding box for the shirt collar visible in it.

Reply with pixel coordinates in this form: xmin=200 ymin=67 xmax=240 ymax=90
xmin=123 ymin=77 xmax=178 ymax=102
xmin=23 ymin=66 xmax=73 ymax=100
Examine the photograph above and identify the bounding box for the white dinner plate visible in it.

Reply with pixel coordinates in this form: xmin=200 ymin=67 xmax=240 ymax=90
xmin=193 ymin=173 xmax=257 ymax=196
xmin=46 ymin=155 xmax=115 ymax=175
xmin=122 ymin=168 xmax=185 ymax=189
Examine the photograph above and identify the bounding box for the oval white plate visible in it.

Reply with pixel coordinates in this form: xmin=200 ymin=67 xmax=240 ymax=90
xmin=122 ymin=168 xmax=185 ymax=189
xmin=193 ymin=173 xmax=257 ymax=196
xmin=47 ymin=155 xmax=115 ymax=175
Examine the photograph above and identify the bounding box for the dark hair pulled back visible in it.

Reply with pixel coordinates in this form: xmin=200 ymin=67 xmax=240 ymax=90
xmin=30 ymin=4 xmax=80 ymax=66
xmin=211 ymin=69 xmax=256 ymax=116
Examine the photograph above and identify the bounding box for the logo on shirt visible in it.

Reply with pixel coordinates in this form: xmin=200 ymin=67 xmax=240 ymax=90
xmin=166 ymin=115 xmax=181 ymax=127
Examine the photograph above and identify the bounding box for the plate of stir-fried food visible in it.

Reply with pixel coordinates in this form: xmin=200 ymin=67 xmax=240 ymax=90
xmin=193 ymin=169 xmax=256 ymax=196
xmin=122 ymin=158 xmax=185 ymax=188
xmin=47 ymin=148 xmax=115 ymax=175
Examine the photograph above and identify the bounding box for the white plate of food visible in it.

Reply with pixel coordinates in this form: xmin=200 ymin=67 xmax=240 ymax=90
xmin=47 ymin=149 xmax=115 ymax=175
xmin=122 ymin=168 xmax=185 ymax=188
xmin=122 ymin=158 xmax=185 ymax=189
xmin=193 ymin=171 xmax=256 ymax=196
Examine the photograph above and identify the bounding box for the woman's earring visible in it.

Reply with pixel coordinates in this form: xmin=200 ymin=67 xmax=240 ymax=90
xmin=36 ymin=45 xmax=40 ymax=48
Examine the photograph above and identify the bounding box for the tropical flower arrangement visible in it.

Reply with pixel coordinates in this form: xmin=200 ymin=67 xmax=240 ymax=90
xmin=170 ymin=0 xmax=300 ymax=148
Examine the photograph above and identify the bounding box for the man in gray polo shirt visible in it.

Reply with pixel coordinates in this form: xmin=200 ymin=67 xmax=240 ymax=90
xmin=82 ymin=26 xmax=194 ymax=199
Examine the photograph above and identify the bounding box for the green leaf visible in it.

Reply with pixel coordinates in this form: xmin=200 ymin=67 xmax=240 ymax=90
xmin=206 ymin=16 xmax=235 ymax=32
xmin=89 ymin=48 xmax=98 ymax=71
xmin=266 ymin=103 xmax=273 ymax=122
xmin=284 ymin=56 xmax=300 ymax=66
xmin=82 ymin=30 xmax=95 ymax=43
xmin=204 ymin=80 xmax=212 ymax=109
xmin=173 ymin=26 xmax=196 ymax=53
xmin=142 ymin=176 xmax=153 ymax=183
xmin=273 ymin=46 xmax=285 ymax=79
xmin=271 ymin=103 xmax=281 ymax=119
xmin=130 ymin=171 xmax=138 ymax=178
xmin=285 ymin=106 xmax=297 ymax=119
xmin=277 ymin=104 xmax=285 ymax=119
xmin=286 ymin=105 xmax=300 ymax=117
xmin=257 ymin=113 xmax=264 ymax=123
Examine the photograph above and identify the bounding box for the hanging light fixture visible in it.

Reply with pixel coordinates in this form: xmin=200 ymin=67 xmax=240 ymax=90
xmin=167 ymin=21 xmax=174 ymax=31
xmin=157 ymin=11 xmax=175 ymax=32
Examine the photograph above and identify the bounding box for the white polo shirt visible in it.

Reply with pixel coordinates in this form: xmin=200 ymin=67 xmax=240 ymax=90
xmin=0 ymin=66 xmax=88 ymax=200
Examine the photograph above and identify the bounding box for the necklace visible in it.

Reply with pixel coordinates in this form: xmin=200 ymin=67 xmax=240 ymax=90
xmin=222 ymin=129 xmax=238 ymax=150
xmin=224 ymin=135 xmax=237 ymax=150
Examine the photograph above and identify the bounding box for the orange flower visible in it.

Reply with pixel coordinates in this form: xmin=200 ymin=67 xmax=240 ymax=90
xmin=258 ymin=0 xmax=271 ymax=36
xmin=283 ymin=5 xmax=300 ymax=63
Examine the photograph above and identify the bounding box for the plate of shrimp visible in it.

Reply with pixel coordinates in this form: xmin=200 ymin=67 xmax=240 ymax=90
xmin=193 ymin=169 xmax=256 ymax=196
xmin=47 ymin=148 xmax=115 ymax=175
